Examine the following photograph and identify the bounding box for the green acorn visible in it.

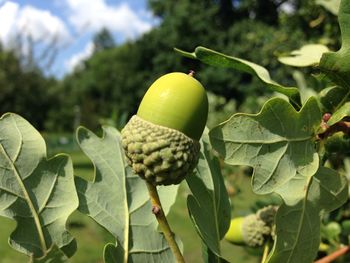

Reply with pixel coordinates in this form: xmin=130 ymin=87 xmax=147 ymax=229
xmin=121 ymin=72 xmax=208 ymax=185
xmin=225 ymin=215 xmax=271 ymax=247
xmin=224 ymin=206 xmax=277 ymax=247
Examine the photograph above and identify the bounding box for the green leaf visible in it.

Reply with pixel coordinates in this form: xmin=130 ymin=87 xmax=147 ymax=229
xmin=292 ymin=71 xmax=318 ymax=105
xmin=186 ymin=129 xmax=231 ymax=260
xmin=319 ymin=0 xmax=350 ymax=89
xmin=279 ymin=44 xmax=329 ymax=67
xmin=175 ymin=46 xmax=300 ymax=107
xmin=31 ymin=245 xmax=68 ymax=263
xmin=267 ymin=167 xmax=348 ymax=263
xmin=327 ymin=101 xmax=350 ymax=125
xmin=202 ymin=245 xmax=230 ymax=263
xmin=75 ymin=126 xmax=129 ymax=252
xmin=209 ymin=97 xmax=321 ymax=204
xmin=128 ymin=175 xmax=181 ymax=263
xmin=103 ymin=243 xmax=124 ymax=263
xmin=319 ymin=85 xmax=349 ymax=113
xmin=0 ymin=113 xmax=78 ymax=259
xmin=316 ymin=0 xmax=341 ymax=15
xmin=75 ymin=126 xmax=180 ymax=262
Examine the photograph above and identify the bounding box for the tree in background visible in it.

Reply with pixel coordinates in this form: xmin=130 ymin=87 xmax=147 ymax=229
xmin=58 ymin=0 xmax=307 ymax=129
xmin=1 ymin=0 xmax=342 ymax=132
xmin=93 ymin=28 xmax=116 ymax=53
xmin=0 ymin=44 xmax=57 ymax=130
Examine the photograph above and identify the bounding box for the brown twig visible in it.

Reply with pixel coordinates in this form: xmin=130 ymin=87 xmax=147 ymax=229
xmin=314 ymin=245 xmax=350 ymax=263
xmin=317 ymin=121 xmax=350 ymax=140
xmin=188 ymin=70 xmax=195 ymax=77
xmin=146 ymin=181 xmax=186 ymax=263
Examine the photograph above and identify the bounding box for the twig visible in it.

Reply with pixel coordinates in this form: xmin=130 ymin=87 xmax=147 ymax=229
xmin=317 ymin=121 xmax=350 ymax=140
xmin=314 ymin=245 xmax=350 ymax=263
xmin=188 ymin=70 xmax=195 ymax=77
xmin=146 ymin=181 xmax=186 ymax=263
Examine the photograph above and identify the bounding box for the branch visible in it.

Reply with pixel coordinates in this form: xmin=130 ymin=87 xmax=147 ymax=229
xmin=317 ymin=121 xmax=350 ymax=140
xmin=314 ymin=245 xmax=350 ymax=263
xmin=146 ymin=182 xmax=186 ymax=263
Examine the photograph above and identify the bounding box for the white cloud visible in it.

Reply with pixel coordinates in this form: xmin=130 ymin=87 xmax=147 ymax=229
xmin=18 ymin=6 xmax=71 ymax=44
xmin=65 ymin=41 xmax=95 ymax=72
xmin=279 ymin=2 xmax=295 ymax=14
xmin=0 ymin=1 xmax=71 ymax=50
xmin=0 ymin=1 xmax=19 ymax=44
xmin=65 ymin=0 xmax=153 ymax=39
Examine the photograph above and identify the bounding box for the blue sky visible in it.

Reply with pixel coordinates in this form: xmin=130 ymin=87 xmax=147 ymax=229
xmin=0 ymin=0 xmax=158 ymax=77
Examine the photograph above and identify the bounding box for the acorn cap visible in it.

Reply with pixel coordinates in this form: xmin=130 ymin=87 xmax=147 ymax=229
xmin=121 ymin=115 xmax=200 ymax=185
xmin=256 ymin=205 xmax=277 ymax=227
xmin=241 ymin=215 xmax=271 ymax=247
xmin=137 ymin=72 xmax=208 ymax=141
xmin=225 ymin=206 xmax=277 ymax=247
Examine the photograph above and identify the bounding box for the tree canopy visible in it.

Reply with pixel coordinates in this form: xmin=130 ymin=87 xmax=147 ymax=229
xmin=0 ymin=0 xmax=341 ymax=131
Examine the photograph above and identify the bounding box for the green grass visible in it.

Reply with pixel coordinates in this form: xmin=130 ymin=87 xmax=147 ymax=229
xmin=0 ymin=149 xmax=267 ymax=262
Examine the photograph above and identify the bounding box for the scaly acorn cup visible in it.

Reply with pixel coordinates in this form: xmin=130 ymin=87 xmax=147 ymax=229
xmin=121 ymin=72 xmax=208 ymax=185
xmin=225 ymin=206 xmax=277 ymax=247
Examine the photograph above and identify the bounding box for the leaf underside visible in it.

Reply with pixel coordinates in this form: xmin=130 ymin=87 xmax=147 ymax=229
xmin=186 ymin=129 xmax=231 ymax=261
xmin=175 ymin=46 xmax=301 ymax=107
xmin=31 ymin=245 xmax=68 ymax=263
xmin=75 ymin=126 xmax=180 ymax=263
xmin=209 ymin=97 xmax=321 ymax=205
xmin=278 ymin=44 xmax=329 ymax=67
xmin=267 ymin=167 xmax=348 ymax=263
xmin=0 ymin=113 xmax=78 ymax=261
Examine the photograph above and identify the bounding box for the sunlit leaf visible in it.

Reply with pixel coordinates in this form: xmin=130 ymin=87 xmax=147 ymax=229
xmin=75 ymin=126 xmax=180 ymax=262
xmin=327 ymin=101 xmax=350 ymax=125
xmin=209 ymin=97 xmax=321 ymax=205
xmin=316 ymin=0 xmax=341 ymax=15
xmin=0 ymin=113 xmax=78 ymax=260
xmin=175 ymin=46 xmax=301 ymax=107
xmin=128 ymin=173 xmax=181 ymax=263
xmin=319 ymin=0 xmax=350 ymax=89
xmin=279 ymin=44 xmax=329 ymax=67
xmin=75 ymin=126 xmax=129 ymax=257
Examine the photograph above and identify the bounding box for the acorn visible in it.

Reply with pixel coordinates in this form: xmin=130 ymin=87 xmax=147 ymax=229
xmin=224 ymin=206 xmax=277 ymax=247
xmin=121 ymin=72 xmax=208 ymax=185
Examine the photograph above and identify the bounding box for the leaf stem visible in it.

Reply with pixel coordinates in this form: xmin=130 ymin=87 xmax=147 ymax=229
xmin=261 ymin=242 xmax=270 ymax=263
xmin=146 ymin=181 xmax=186 ymax=263
xmin=314 ymin=245 xmax=350 ymax=263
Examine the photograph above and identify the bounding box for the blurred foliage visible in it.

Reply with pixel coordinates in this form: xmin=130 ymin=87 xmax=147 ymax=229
xmin=0 ymin=0 xmax=343 ymax=131
xmin=0 ymin=45 xmax=58 ymax=130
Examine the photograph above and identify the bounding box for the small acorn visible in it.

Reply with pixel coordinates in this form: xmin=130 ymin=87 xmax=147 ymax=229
xmin=224 ymin=206 xmax=277 ymax=247
xmin=121 ymin=72 xmax=208 ymax=185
